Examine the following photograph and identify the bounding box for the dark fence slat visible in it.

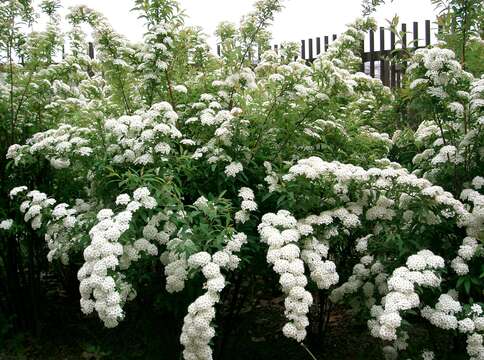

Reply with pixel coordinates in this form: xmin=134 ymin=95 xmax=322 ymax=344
xmin=309 ymin=38 xmax=313 ymax=60
xmin=401 ymin=23 xmax=408 ymax=85
xmin=217 ymin=44 xmax=221 ymax=56
xmin=324 ymin=36 xmax=329 ymax=52
xmin=369 ymin=29 xmax=375 ymax=77
xmin=360 ymin=40 xmax=365 ymax=72
xmin=316 ymin=37 xmax=321 ymax=55
xmin=413 ymin=21 xmax=419 ymax=48
xmin=390 ymin=30 xmax=396 ymax=88
xmin=380 ymin=27 xmax=389 ymax=86
xmin=402 ymin=23 xmax=407 ymax=49
xmin=88 ymin=42 xmax=94 ymax=59
xmin=425 ymin=20 xmax=431 ymax=46
xmin=301 ymin=39 xmax=306 ymax=59
xmin=332 ymin=34 xmax=337 ymax=41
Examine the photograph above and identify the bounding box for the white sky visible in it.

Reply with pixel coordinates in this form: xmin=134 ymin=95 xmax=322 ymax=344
xmin=36 ymin=0 xmax=441 ymax=52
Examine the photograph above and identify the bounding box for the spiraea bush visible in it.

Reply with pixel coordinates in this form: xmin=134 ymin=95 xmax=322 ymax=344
xmin=1 ymin=0 xmax=482 ymax=359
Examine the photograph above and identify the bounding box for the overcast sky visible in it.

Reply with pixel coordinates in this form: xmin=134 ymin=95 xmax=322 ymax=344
xmin=36 ymin=0 xmax=440 ymax=51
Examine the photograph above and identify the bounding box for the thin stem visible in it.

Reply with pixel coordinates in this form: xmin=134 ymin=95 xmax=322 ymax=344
xmin=8 ymin=3 xmax=15 ymax=144
xmin=301 ymin=342 xmax=319 ymax=360
xmin=165 ymin=69 xmax=176 ymax=109
xmin=461 ymin=0 xmax=468 ymax=69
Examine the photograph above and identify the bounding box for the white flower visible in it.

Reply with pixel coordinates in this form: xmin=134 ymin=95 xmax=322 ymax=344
xmin=241 ymin=200 xmax=257 ymax=212
xmin=173 ymin=84 xmax=187 ymax=93
xmin=422 ymin=350 xmax=434 ymax=360
xmin=133 ymin=187 xmax=150 ymax=201
xmin=471 ymin=176 xmax=484 ymax=190
xmin=458 ymin=318 xmax=475 ymax=333
xmin=0 ymin=219 xmax=13 ymax=230
xmin=188 ymin=252 xmax=212 ymax=268
xmin=116 ymin=194 xmax=131 ymax=206
xmin=10 ymin=186 xmax=28 ymax=198
xmin=238 ymin=187 xmax=254 ymax=200
xmin=193 ymin=196 xmax=209 ymax=209
xmin=224 ymin=162 xmax=243 ymax=177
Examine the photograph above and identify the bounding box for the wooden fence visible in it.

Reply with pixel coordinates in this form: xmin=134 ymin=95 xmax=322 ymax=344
xmin=217 ymin=20 xmax=436 ymax=88
xmin=9 ymin=20 xmax=436 ymax=90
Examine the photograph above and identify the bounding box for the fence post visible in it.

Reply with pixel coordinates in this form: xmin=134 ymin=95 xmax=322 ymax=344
xmin=360 ymin=39 xmax=365 ymax=73
xmin=380 ymin=27 xmax=389 ymax=86
xmin=332 ymin=34 xmax=337 ymax=41
xmin=413 ymin=21 xmax=419 ymax=48
xmin=88 ymin=42 xmax=94 ymax=59
xmin=390 ymin=30 xmax=396 ymax=88
xmin=301 ymin=39 xmax=306 ymax=60
xmin=274 ymin=44 xmax=279 ymax=54
xmin=308 ymin=38 xmax=313 ymax=61
xmin=369 ymin=29 xmax=375 ymax=77
xmin=425 ymin=20 xmax=431 ymax=47
xmin=217 ymin=44 xmax=221 ymax=56
xmin=316 ymin=37 xmax=321 ymax=56
xmin=400 ymin=23 xmax=408 ymax=86
xmin=87 ymin=42 xmax=94 ymax=77
xmin=324 ymin=36 xmax=329 ymax=52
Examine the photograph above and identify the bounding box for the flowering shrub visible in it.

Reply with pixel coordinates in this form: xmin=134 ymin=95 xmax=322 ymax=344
xmin=1 ymin=0 xmax=483 ymax=359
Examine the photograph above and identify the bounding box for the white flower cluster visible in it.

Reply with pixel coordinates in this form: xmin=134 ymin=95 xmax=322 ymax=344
xmin=181 ymin=232 xmax=247 ymax=360
xmin=321 ymin=17 xmax=375 ymax=70
xmin=119 ymin=237 xmax=158 ymax=270
xmin=472 ymin=176 xmax=484 ymax=190
xmin=6 ymin=124 xmax=93 ymax=168
xmin=460 ymin=188 xmax=484 ymax=239
xmin=224 ymin=161 xmax=243 ymax=177
xmin=421 ymin=350 xmax=435 ymax=360
xmin=193 ymin=196 xmax=209 ymax=210
xmin=369 ymin=250 xmax=444 ymax=342
xmin=180 ymin=288 xmax=219 ymax=360
xmin=0 ymin=219 xmax=13 ymax=230
xmin=406 ymin=48 xmax=482 ymax=188
xmin=467 ymin=333 xmax=484 ymax=360
xmin=14 ymin=190 xmax=56 ymax=230
xmin=300 ymin=237 xmax=339 ymax=289
xmin=77 ymin=187 xmax=157 ymax=327
xmin=264 ymin=161 xmax=280 ymax=192
xmin=222 ymin=67 xmax=257 ymax=90
xmin=235 ymin=187 xmax=257 ymax=223
xmin=387 ymin=330 xmax=411 ymax=357
xmin=159 ymin=222 xmax=191 ymax=294
xmin=45 ymin=199 xmax=91 ymax=264
xmin=330 ymin=233 xmax=387 ymax=310
xmin=161 ymin=249 xmax=188 ymax=293
xmin=188 ymin=105 xmax=245 ymax=167
xmin=283 ymin=156 xmax=475 ymax=231
xmin=451 ymin=236 xmax=479 ymax=275
xmin=142 ymin=211 xmax=173 ymax=246
xmin=408 ymin=47 xmax=470 ymax=97
xmin=104 ymin=101 xmax=182 ymax=165
xmin=422 ymin=295 xmax=484 ymax=359
xmin=431 ymin=145 xmax=464 ymax=166
xmin=421 ymin=292 xmax=462 ymax=330
xmin=258 ymin=210 xmax=312 ymax=342
xmin=138 ymin=21 xmax=174 ymax=79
